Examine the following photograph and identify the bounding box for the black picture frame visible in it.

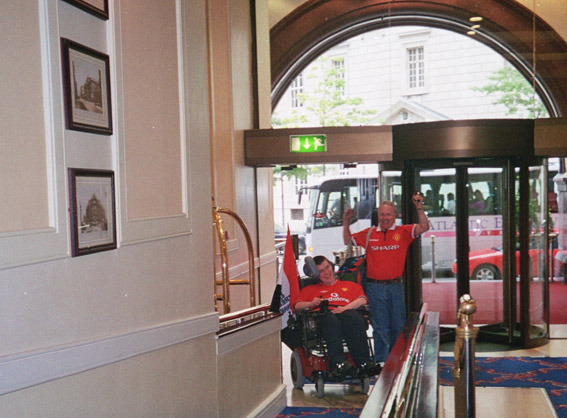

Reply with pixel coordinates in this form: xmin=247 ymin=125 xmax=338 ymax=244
xmin=62 ymin=0 xmax=109 ymax=20
xmin=61 ymin=38 xmax=112 ymax=135
xmin=68 ymin=168 xmax=117 ymax=257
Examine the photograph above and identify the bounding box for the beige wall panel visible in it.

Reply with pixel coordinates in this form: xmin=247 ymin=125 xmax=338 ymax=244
xmin=121 ymin=0 xmax=183 ymax=219
xmin=255 ymin=0 xmax=273 ymax=128
xmin=0 ymin=1 xmax=49 ymax=233
xmin=257 ymin=167 xmax=278 ymax=305
xmin=230 ymin=0 xmax=258 ymax=265
xmin=209 ymin=0 xmax=236 ymax=220
xmin=0 ymin=235 xmax=213 ymax=355
xmin=255 ymin=4 xmax=278 ymax=305
xmin=218 ymin=331 xmax=282 ymax=417
xmin=0 ymin=336 xmax=217 ymax=418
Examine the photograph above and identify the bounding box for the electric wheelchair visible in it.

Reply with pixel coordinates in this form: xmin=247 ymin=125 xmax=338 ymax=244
xmin=284 ymin=260 xmax=379 ymax=398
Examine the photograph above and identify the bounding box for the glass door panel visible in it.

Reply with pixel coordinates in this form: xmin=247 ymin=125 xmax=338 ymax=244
xmin=418 ymin=167 xmax=457 ymax=326
xmin=415 ymin=163 xmax=509 ymax=334
xmin=528 ymin=163 xmax=548 ymax=341
xmin=467 ymin=167 xmax=505 ymax=326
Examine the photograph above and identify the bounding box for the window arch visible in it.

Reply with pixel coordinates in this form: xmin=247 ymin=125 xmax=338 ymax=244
xmin=270 ymin=0 xmax=567 ymax=116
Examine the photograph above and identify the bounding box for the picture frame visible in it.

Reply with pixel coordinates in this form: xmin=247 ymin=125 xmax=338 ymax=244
xmin=68 ymin=169 xmax=117 ymax=257
xmin=61 ymin=38 xmax=112 ymax=135
xmin=62 ymin=0 xmax=109 ymax=20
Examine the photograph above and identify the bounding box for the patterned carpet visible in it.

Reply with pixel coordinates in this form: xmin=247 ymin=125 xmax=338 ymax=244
xmin=439 ymin=356 xmax=567 ymax=418
xmin=276 ymin=407 xmax=361 ymax=417
xmin=277 ymin=357 xmax=567 ymax=417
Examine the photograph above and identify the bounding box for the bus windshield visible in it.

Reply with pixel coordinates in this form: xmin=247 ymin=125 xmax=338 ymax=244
xmin=305 ymin=177 xmax=378 ymax=260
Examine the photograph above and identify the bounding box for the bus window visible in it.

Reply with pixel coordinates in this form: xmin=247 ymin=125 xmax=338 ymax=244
xmin=379 ymin=171 xmax=402 ymax=219
xmin=439 ymin=184 xmax=456 ymax=215
xmin=305 ymin=177 xmax=377 ymax=260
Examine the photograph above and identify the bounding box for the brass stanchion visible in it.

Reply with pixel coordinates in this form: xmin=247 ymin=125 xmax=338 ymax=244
xmin=452 ymin=294 xmax=479 ymax=418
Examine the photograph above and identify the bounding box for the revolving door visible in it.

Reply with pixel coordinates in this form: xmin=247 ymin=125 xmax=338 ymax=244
xmin=388 ymin=121 xmax=550 ymax=348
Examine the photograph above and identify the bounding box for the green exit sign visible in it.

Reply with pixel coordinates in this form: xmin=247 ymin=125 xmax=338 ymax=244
xmin=290 ymin=135 xmax=327 ymax=153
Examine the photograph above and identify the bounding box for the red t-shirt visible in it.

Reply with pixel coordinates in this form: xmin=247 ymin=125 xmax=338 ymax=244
xmin=297 ymin=280 xmax=366 ymax=309
xmin=352 ymin=225 xmax=415 ymax=280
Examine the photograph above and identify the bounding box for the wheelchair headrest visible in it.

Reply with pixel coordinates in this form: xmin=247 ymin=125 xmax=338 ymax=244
xmin=303 ymin=256 xmax=320 ymax=279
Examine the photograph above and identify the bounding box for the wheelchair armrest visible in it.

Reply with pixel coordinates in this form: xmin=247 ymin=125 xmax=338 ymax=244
xmin=357 ymin=304 xmax=371 ymax=320
xmin=298 ymin=276 xmax=322 ymax=289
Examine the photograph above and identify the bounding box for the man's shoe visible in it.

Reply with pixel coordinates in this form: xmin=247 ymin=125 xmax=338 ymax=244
xmin=359 ymin=361 xmax=382 ymax=376
xmin=333 ymin=361 xmax=355 ymax=378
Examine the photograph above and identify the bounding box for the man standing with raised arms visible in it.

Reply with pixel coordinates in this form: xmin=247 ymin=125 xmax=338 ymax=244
xmin=342 ymin=192 xmax=429 ymax=364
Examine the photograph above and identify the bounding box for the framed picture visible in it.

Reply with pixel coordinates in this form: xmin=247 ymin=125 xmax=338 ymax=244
xmin=62 ymin=0 xmax=109 ymax=20
xmin=61 ymin=38 xmax=112 ymax=135
xmin=68 ymin=169 xmax=116 ymax=257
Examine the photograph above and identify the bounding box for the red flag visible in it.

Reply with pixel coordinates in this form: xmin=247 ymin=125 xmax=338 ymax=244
xmin=283 ymin=227 xmax=300 ymax=312
xmin=274 ymin=226 xmax=301 ymax=325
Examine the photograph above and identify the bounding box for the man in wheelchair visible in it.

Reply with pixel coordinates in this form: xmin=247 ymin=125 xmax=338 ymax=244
xmin=293 ymin=255 xmax=380 ymax=380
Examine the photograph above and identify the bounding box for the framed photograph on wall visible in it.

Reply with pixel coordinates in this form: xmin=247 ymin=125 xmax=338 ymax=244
xmin=62 ymin=0 xmax=109 ymax=20
xmin=69 ymin=169 xmax=116 ymax=257
xmin=61 ymin=38 xmax=112 ymax=135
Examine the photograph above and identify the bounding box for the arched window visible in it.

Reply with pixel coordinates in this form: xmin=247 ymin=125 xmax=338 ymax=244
xmin=270 ymin=0 xmax=567 ymax=117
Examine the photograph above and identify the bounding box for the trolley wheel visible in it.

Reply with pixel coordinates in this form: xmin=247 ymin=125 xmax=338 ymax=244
xmin=361 ymin=377 xmax=370 ymax=394
xmin=290 ymin=350 xmax=306 ymax=389
xmin=315 ymin=375 xmax=325 ymax=398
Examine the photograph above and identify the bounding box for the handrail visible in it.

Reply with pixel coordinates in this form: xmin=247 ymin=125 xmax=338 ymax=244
xmin=360 ymin=303 xmax=440 ymax=417
xmin=212 ymin=200 xmax=256 ymax=313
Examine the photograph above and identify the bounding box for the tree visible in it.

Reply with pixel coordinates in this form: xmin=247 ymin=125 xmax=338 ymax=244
xmin=472 ymin=65 xmax=549 ymax=119
xmin=272 ymin=56 xmax=377 ymax=128
xmin=271 ymin=56 xmax=377 ymax=182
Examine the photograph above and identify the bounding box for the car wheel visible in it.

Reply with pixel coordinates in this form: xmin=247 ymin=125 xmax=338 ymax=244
xmin=471 ymin=264 xmax=500 ymax=280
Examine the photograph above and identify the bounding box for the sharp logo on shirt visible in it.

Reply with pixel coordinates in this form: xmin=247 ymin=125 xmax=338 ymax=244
xmin=370 ymin=244 xmax=401 ymax=251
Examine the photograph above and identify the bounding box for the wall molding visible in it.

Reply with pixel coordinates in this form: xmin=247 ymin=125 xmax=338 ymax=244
xmin=247 ymin=384 xmax=287 ymax=418
xmin=0 ymin=312 xmax=218 ymax=396
xmin=217 ymin=315 xmax=281 ymax=357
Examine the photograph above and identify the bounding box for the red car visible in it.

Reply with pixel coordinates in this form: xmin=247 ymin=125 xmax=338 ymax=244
xmin=452 ymin=246 xmax=564 ymax=280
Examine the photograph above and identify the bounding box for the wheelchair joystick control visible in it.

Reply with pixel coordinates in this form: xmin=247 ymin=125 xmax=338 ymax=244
xmin=319 ymin=299 xmax=329 ymax=312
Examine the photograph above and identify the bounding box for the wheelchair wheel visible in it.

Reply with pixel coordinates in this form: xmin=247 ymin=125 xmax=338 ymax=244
xmin=315 ymin=375 xmax=325 ymax=398
xmin=360 ymin=377 xmax=370 ymax=394
xmin=290 ymin=350 xmax=306 ymax=389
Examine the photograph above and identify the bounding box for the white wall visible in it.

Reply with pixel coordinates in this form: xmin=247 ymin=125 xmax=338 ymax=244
xmin=0 ymin=0 xmax=217 ymax=415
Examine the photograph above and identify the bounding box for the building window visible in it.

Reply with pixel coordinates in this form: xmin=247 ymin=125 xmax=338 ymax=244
xmin=290 ymin=208 xmax=304 ymax=221
xmin=295 ymin=176 xmax=307 ymax=194
xmin=331 ymin=57 xmax=345 ymax=96
xmin=291 ymin=73 xmax=303 ymax=108
xmin=407 ymin=46 xmax=425 ymax=89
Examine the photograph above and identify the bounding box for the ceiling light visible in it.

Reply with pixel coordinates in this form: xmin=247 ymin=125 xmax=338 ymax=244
xmin=469 ymin=16 xmax=483 ymax=22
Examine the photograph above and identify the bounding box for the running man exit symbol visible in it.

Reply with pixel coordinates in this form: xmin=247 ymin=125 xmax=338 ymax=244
xmin=290 ymin=135 xmax=327 ymax=153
